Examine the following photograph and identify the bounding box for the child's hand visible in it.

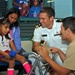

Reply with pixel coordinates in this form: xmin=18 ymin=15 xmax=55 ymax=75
xmin=9 ymin=50 xmax=17 ymax=58
xmin=50 ymin=47 xmax=60 ymax=53
xmin=3 ymin=53 xmax=11 ymax=59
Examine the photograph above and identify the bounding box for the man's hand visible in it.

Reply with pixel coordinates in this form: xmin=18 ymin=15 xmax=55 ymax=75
xmin=2 ymin=53 xmax=10 ymax=59
xmin=38 ymin=47 xmax=50 ymax=61
xmin=50 ymin=47 xmax=60 ymax=53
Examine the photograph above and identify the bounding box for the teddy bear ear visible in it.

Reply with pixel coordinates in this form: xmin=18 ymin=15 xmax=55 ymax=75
xmin=56 ymin=19 xmax=62 ymax=22
xmin=35 ymin=24 xmax=41 ymax=28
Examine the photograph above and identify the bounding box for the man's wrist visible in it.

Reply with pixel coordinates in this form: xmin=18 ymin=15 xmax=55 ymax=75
xmin=45 ymin=56 xmax=51 ymax=62
xmin=57 ymin=49 xmax=61 ymax=54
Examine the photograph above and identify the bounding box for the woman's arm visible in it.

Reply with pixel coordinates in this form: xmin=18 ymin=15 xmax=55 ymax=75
xmin=9 ymin=40 xmax=16 ymax=50
xmin=12 ymin=27 xmax=21 ymax=53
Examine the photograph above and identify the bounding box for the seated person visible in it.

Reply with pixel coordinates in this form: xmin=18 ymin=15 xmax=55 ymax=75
xmin=5 ymin=7 xmax=32 ymax=75
xmin=28 ymin=7 xmax=69 ymax=75
xmin=0 ymin=18 xmax=32 ymax=75
xmin=28 ymin=0 xmax=42 ymax=18
xmin=13 ymin=0 xmax=29 ymax=17
xmin=13 ymin=0 xmax=29 ymax=10
xmin=20 ymin=3 xmax=29 ymax=17
xmin=38 ymin=16 xmax=75 ymax=75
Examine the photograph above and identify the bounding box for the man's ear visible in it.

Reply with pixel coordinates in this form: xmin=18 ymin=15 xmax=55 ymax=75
xmin=50 ymin=16 xmax=54 ymax=21
xmin=66 ymin=28 xmax=71 ymax=35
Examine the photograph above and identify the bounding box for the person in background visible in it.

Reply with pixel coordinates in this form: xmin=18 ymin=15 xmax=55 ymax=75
xmin=13 ymin=0 xmax=30 ymax=17
xmin=0 ymin=18 xmax=32 ymax=75
xmin=38 ymin=16 xmax=75 ymax=75
xmin=20 ymin=3 xmax=29 ymax=17
xmin=4 ymin=7 xmax=32 ymax=75
xmin=13 ymin=0 xmax=29 ymax=10
xmin=28 ymin=0 xmax=42 ymax=18
xmin=29 ymin=7 xmax=69 ymax=75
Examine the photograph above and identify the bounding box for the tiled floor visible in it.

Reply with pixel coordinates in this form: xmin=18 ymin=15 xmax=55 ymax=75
xmin=0 ymin=72 xmax=6 ymax=75
xmin=0 ymin=71 xmax=27 ymax=75
xmin=0 ymin=70 xmax=18 ymax=75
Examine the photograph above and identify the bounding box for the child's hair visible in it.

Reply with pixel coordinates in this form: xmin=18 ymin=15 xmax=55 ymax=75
xmin=0 ymin=18 xmax=10 ymax=26
xmin=0 ymin=18 xmax=11 ymax=41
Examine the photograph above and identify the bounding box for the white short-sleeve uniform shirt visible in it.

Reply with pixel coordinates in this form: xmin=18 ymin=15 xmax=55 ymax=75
xmin=33 ymin=19 xmax=69 ymax=52
xmin=33 ymin=19 xmax=69 ymax=65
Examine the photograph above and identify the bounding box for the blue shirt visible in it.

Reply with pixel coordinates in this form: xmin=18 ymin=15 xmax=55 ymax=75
xmin=12 ymin=27 xmax=22 ymax=50
xmin=28 ymin=6 xmax=42 ymax=18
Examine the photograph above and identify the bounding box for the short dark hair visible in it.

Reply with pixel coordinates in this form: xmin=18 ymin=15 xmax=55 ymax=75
xmin=62 ymin=16 xmax=75 ymax=34
xmin=40 ymin=7 xmax=55 ymax=18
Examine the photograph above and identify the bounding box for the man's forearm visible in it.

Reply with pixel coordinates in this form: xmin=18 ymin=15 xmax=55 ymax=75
xmin=33 ymin=45 xmax=42 ymax=53
xmin=58 ymin=50 xmax=66 ymax=62
xmin=44 ymin=56 xmax=70 ymax=75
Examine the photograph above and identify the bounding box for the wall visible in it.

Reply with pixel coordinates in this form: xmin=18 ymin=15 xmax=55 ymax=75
xmin=7 ymin=0 xmax=12 ymax=9
xmin=55 ymin=0 xmax=72 ymax=18
xmin=72 ymin=0 xmax=75 ymax=16
xmin=21 ymin=40 xmax=33 ymax=52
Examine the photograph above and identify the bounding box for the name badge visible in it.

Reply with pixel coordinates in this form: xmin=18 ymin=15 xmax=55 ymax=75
xmin=42 ymin=34 xmax=47 ymax=37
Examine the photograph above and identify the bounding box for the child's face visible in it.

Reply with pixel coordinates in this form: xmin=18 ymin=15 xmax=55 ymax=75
xmin=33 ymin=0 xmax=38 ymax=6
xmin=22 ymin=4 xmax=27 ymax=9
xmin=0 ymin=24 xmax=10 ymax=35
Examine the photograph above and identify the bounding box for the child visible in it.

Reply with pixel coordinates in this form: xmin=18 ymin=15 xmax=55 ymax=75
xmin=0 ymin=18 xmax=33 ymax=75
xmin=20 ymin=3 xmax=29 ymax=17
xmin=28 ymin=0 xmax=42 ymax=17
xmin=13 ymin=0 xmax=29 ymax=10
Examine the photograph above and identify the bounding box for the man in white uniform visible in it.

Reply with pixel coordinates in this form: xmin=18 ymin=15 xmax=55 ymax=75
xmin=29 ymin=7 xmax=69 ymax=75
xmin=38 ymin=16 xmax=75 ymax=75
